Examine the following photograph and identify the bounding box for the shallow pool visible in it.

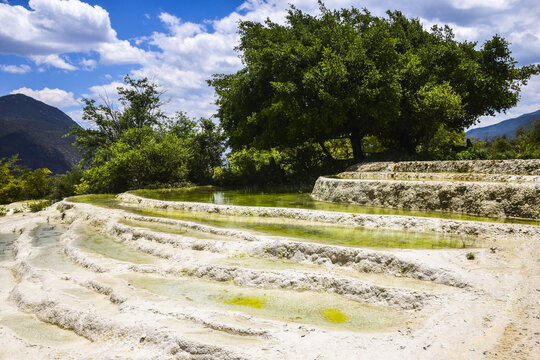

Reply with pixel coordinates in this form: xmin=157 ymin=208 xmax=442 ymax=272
xmin=0 ymin=233 xmax=17 ymax=262
xmin=130 ymin=187 xmax=540 ymax=225
xmin=68 ymin=195 xmax=479 ymax=249
xmin=122 ymin=273 xmax=406 ymax=331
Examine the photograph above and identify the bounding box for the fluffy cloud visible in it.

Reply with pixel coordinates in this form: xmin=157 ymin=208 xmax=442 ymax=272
xmin=10 ymin=86 xmax=79 ymax=107
xmin=0 ymin=0 xmax=145 ymax=68
xmin=449 ymin=0 xmax=517 ymax=10
xmin=31 ymin=54 xmax=77 ymax=70
xmin=0 ymin=64 xmax=31 ymax=73
xmin=80 ymin=57 xmax=97 ymax=71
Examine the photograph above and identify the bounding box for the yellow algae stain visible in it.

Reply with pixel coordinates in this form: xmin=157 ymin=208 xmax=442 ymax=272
xmin=215 ymin=296 xmax=267 ymax=309
xmin=321 ymin=309 xmax=348 ymax=323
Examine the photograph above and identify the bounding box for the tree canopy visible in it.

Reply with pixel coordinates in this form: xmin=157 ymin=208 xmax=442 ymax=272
xmin=71 ymin=76 xmax=225 ymax=194
xmin=70 ymin=75 xmax=167 ymax=165
xmin=209 ymin=3 xmax=540 ymax=160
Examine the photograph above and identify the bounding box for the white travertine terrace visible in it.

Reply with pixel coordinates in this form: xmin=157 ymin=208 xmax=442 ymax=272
xmin=0 ymin=161 xmax=539 ymax=359
xmin=312 ymin=160 xmax=540 ymax=219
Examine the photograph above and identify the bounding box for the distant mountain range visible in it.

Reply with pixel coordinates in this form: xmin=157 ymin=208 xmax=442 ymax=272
xmin=466 ymin=109 xmax=540 ymax=141
xmin=0 ymin=94 xmax=81 ymax=174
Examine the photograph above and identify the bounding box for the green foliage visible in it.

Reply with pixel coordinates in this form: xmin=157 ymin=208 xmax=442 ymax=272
xmin=418 ymin=125 xmax=466 ymax=156
xmin=168 ymin=113 xmax=226 ymax=184
xmin=50 ymin=166 xmax=84 ymax=200
xmin=20 ymin=168 xmax=53 ymax=199
xmin=217 ymin=147 xmax=284 ymax=186
xmin=0 ymin=206 xmax=6 ymax=217
xmin=75 ymin=127 xmax=191 ymax=194
xmin=0 ymin=155 xmax=53 ymax=204
xmin=451 ymin=120 xmax=540 ymax=160
xmin=28 ymin=200 xmax=52 ymax=213
xmin=216 ymin=140 xmax=351 ymax=187
xmin=71 ymin=76 xmax=225 ymax=194
xmin=70 ymin=75 xmax=167 ymax=165
xmin=209 ymin=3 xmax=539 ymax=160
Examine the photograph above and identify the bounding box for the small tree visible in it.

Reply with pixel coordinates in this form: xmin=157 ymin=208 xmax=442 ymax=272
xmin=75 ymin=126 xmax=191 ymax=194
xmin=71 ymin=76 xmax=226 ymax=193
xmin=70 ymin=75 xmax=166 ymax=165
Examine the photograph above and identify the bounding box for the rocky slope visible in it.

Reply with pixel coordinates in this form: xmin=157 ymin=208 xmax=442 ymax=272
xmin=0 ymin=94 xmax=80 ymax=173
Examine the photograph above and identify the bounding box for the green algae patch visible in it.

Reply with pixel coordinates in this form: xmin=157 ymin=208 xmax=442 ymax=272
xmin=122 ymin=274 xmax=407 ymax=332
xmin=216 ymin=296 xmax=267 ymax=309
xmin=67 ymin=194 xmax=120 ymax=208
xmin=68 ymin=193 xmax=481 ymax=249
xmin=321 ymin=309 xmax=348 ymax=323
xmin=118 ymin=218 xmax=235 ymax=242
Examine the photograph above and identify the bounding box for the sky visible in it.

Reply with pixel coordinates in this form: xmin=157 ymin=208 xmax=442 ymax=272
xmin=0 ymin=0 xmax=539 ymax=129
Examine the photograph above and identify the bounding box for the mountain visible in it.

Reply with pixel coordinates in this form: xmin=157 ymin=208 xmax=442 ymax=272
xmin=0 ymin=94 xmax=81 ymax=173
xmin=466 ymin=109 xmax=540 ymax=141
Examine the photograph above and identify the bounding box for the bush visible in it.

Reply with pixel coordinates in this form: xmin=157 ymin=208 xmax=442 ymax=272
xmin=28 ymin=200 xmax=52 ymax=213
xmin=0 ymin=155 xmax=53 ymax=204
xmin=0 ymin=206 xmax=7 ymax=217
xmin=50 ymin=166 xmax=84 ymax=200
xmin=76 ymin=127 xmax=191 ymax=194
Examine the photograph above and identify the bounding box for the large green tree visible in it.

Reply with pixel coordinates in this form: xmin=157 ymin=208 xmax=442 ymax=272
xmin=209 ymin=3 xmax=539 ymax=159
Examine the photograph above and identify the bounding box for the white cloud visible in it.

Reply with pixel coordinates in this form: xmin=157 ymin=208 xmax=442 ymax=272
xmin=0 ymin=0 xmax=115 ymax=54
xmin=80 ymin=57 xmax=97 ymax=71
xmin=31 ymin=54 xmax=77 ymax=70
xmin=470 ymin=75 xmax=540 ymax=129
xmin=82 ymin=81 xmax=126 ymax=106
xmin=97 ymin=39 xmax=150 ymax=65
xmin=449 ymin=0 xmax=517 ymax=10
xmin=10 ymin=86 xmax=79 ymax=107
xmin=0 ymin=0 xmax=146 ymax=68
xmin=0 ymin=64 xmax=31 ymax=74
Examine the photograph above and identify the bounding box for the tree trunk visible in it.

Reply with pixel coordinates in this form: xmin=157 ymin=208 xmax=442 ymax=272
xmin=350 ymin=132 xmax=364 ymax=162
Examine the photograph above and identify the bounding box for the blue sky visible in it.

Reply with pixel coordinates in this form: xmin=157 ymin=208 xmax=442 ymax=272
xmin=1 ymin=0 xmax=539 ymax=129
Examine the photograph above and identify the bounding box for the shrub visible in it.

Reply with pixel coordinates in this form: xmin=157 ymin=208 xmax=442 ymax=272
xmin=28 ymin=200 xmax=52 ymax=213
